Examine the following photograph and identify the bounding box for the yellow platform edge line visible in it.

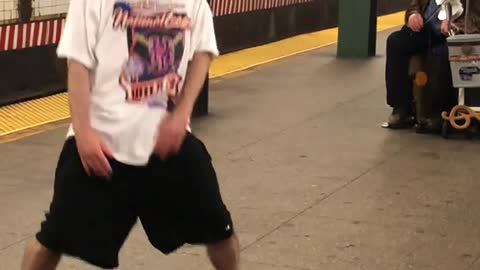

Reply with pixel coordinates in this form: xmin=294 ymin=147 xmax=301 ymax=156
xmin=0 ymin=93 xmax=71 ymax=137
xmin=0 ymin=11 xmax=405 ymax=140
xmin=210 ymin=11 xmax=405 ymax=78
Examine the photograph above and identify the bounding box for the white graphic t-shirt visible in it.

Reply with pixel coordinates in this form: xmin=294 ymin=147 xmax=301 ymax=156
xmin=57 ymin=0 xmax=219 ymax=166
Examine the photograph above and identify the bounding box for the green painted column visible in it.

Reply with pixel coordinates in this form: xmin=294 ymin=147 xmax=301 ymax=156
xmin=337 ymin=0 xmax=378 ymax=58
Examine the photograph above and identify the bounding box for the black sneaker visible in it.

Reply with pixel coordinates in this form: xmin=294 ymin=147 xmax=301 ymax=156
xmin=387 ymin=108 xmax=415 ymax=129
xmin=415 ymin=117 xmax=442 ymax=134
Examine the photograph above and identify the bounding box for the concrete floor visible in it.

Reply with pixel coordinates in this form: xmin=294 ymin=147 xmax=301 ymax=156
xmin=2 ymin=29 xmax=480 ymax=270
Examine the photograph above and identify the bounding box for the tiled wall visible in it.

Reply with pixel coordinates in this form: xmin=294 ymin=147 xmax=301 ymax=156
xmin=0 ymin=0 xmax=18 ymax=22
xmin=0 ymin=0 xmax=69 ymax=22
xmin=33 ymin=0 xmax=68 ymax=18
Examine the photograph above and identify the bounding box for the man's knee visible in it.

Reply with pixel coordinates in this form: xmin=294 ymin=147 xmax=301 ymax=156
xmin=387 ymin=30 xmax=405 ymax=51
xmin=207 ymin=234 xmax=239 ymax=252
xmin=22 ymin=239 xmax=60 ymax=270
xmin=25 ymin=239 xmax=53 ymax=256
xmin=207 ymin=234 xmax=240 ymax=269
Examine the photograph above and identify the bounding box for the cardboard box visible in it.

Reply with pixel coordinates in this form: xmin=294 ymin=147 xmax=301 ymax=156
xmin=448 ymin=34 xmax=480 ymax=88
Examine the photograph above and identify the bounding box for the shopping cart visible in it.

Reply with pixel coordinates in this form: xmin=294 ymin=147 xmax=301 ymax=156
xmin=441 ymin=0 xmax=480 ymax=138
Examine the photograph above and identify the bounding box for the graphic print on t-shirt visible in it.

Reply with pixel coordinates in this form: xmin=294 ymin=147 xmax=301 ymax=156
xmin=112 ymin=0 xmax=191 ymax=109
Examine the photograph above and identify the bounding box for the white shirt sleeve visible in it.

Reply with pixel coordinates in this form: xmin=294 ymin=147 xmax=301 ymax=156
xmin=190 ymin=0 xmax=219 ymax=59
xmin=437 ymin=0 xmax=464 ymax=21
xmin=57 ymin=0 xmax=100 ymax=69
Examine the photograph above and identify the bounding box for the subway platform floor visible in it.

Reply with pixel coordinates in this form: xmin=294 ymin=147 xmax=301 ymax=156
xmin=1 ymin=29 xmax=480 ymax=270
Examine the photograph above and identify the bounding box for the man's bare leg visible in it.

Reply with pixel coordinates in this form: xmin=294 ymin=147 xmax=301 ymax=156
xmin=207 ymin=234 xmax=240 ymax=270
xmin=21 ymin=239 xmax=61 ymax=270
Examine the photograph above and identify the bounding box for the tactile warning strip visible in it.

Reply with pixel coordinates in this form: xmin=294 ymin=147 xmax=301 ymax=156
xmin=0 ymin=93 xmax=70 ymax=137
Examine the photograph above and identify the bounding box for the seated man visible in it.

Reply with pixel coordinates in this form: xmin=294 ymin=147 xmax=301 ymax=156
xmin=385 ymin=0 xmax=463 ymax=128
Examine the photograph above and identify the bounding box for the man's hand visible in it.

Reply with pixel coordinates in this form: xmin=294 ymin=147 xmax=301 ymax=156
xmin=154 ymin=52 xmax=212 ymax=159
xmin=408 ymin=13 xmax=424 ymax=32
xmin=441 ymin=20 xmax=450 ymax=36
xmin=442 ymin=21 xmax=460 ymax=35
xmin=66 ymin=60 xmax=112 ymax=178
xmin=76 ymin=129 xmax=113 ymax=179
xmin=154 ymin=112 xmax=189 ymax=159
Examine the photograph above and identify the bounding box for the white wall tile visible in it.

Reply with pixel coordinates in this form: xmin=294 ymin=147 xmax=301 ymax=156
xmin=0 ymin=0 xmax=19 ymax=21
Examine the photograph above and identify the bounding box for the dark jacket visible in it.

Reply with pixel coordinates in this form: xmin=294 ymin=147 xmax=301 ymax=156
xmin=405 ymin=0 xmax=479 ymax=33
xmin=455 ymin=0 xmax=480 ymax=33
xmin=405 ymin=0 xmax=430 ymax=23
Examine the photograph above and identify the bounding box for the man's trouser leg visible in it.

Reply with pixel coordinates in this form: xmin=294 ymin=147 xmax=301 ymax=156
xmin=385 ymin=26 xmax=429 ymax=110
xmin=427 ymin=42 xmax=456 ymax=117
